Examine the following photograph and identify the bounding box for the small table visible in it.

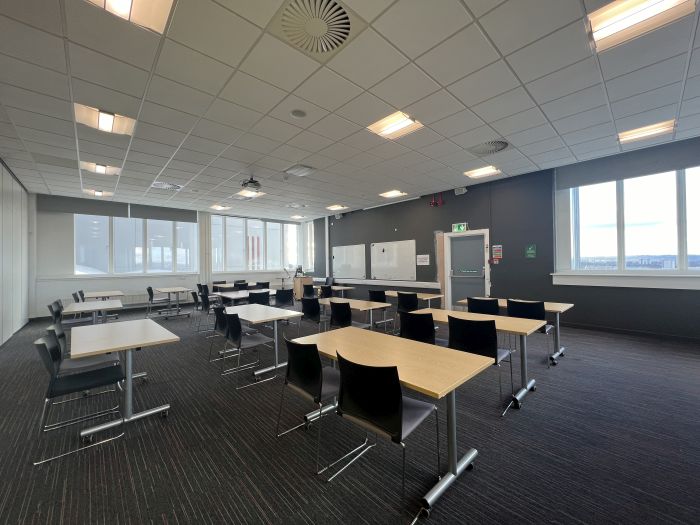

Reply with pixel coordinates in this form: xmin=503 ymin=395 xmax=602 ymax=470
xmin=83 ymin=290 xmax=125 ymax=300
xmin=71 ymin=319 xmax=180 ymax=442
xmin=214 ymin=289 xmax=277 ymax=302
xmin=62 ymin=300 xmax=123 ymax=324
xmin=314 ymin=285 xmax=355 ymax=297
xmin=414 ymin=308 xmax=545 ymax=411
xmin=293 ymin=327 xmax=492 ymax=514
xmin=224 ymin=304 xmax=302 ymax=384
xmin=385 ymin=290 xmax=444 ymax=308
xmin=154 ymin=287 xmax=191 ymax=318
xmin=456 ymin=298 xmax=574 ymax=364
xmin=318 ymin=297 xmax=391 ymax=329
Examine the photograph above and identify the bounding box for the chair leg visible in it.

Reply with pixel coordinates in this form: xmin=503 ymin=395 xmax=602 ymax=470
xmin=509 ymin=355 xmax=515 ymax=395
xmin=38 ymin=398 xmax=50 ymax=436
xmin=316 ymin=402 xmax=323 ymax=475
xmin=401 ymin=442 xmax=407 ymax=506
xmin=498 ymin=363 xmax=503 ymax=402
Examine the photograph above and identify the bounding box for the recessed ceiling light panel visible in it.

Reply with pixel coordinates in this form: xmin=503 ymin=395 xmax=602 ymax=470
xmin=80 ymin=161 xmax=121 ymax=175
xmin=236 ymin=189 xmax=266 ymax=199
xmin=74 ymin=103 xmax=135 ymax=135
xmin=210 ymin=204 xmax=232 ymax=211
xmin=368 ymin=111 xmax=423 ymax=140
xmin=618 ymin=119 xmax=675 ymax=143
xmin=290 ymin=215 xmax=307 ymax=220
xmin=464 ymin=166 xmax=501 ymax=179
xmin=83 ymin=188 xmax=112 ymax=197
xmin=326 ymin=204 xmax=348 ymax=211
xmin=379 ymin=190 xmax=408 ymax=198
xmin=86 ymin=0 xmax=173 ymax=33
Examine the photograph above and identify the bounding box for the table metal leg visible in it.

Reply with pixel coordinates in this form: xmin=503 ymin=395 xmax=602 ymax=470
xmin=420 ymin=390 xmax=477 ymax=511
xmin=253 ymin=319 xmax=287 ymax=379
xmin=92 ymin=311 xmax=98 ymax=324
xmin=509 ymin=334 xmax=536 ymax=410
xmin=369 ymin=309 xmax=374 ymax=330
xmin=79 ymin=348 xmax=170 ymax=440
xmin=550 ymin=312 xmax=565 ymax=364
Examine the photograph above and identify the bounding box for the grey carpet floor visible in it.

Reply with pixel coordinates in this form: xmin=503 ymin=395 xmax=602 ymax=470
xmin=0 ymin=307 xmax=699 ymax=524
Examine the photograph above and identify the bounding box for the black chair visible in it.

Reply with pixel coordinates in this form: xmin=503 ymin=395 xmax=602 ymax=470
xmin=368 ymin=290 xmax=394 ymax=331
xmin=303 ymin=283 xmax=316 ymax=298
xmin=196 ymin=283 xmax=203 ymax=295
xmin=221 ymin=312 xmax=273 ymax=387
xmin=190 ymin=291 xmax=201 ymax=311
xmin=319 ymin=285 xmax=333 ymax=298
xmin=275 ymin=338 xmax=340 ymax=473
xmin=234 ymin=282 xmax=249 ymax=291
xmin=248 ymin=290 xmax=270 ymax=306
xmin=33 ymin=336 xmax=125 ymax=465
xmin=212 ymin=280 xmax=226 ymax=293
xmin=207 ymin=306 xmax=229 ymax=362
xmin=467 ymin=297 xmax=500 ymax=315
xmin=234 ymin=279 xmax=247 ymax=284
xmin=506 ymin=299 xmax=554 ymax=367
xmin=399 ymin=311 xmax=444 ymax=345
xmin=78 ymin=290 xmax=85 ymax=302
xmin=397 ymin=292 xmax=418 ymax=313
xmin=324 ymin=277 xmax=334 ymax=285
xmin=195 ymin=293 xmax=215 ymax=332
xmin=274 ymin=288 xmax=294 ymax=308
xmin=201 ymin=284 xmax=220 ymax=305
xmin=326 ymin=353 xmax=440 ymax=499
xmin=256 ymin=281 xmax=270 ymax=290
xmin=146 ymin=286 xmax=169 ymax=317
xmin=300 ymin=298 xmax=329 ymax=333
xmin=447 ymin=316 xmax=515 ymax=415
xmin=50 ymin=300 xmax=88 ymax=327
xmin=330 ymin=301 xmax=370 ymax=330
xmin=47 ymin=302 xmax=60 ymax=324
xmin=46 ymin=325 xmax=120 ymax=374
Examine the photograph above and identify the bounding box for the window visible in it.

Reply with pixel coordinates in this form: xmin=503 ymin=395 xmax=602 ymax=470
xmin=175 ymin=222 xmax=198 ymax=272
xmin=74 ymin=214 xmax=109 ymax=274
xmin=284 ymin=223 xmax=299 ymax=270
xmin=266 ymin=222 xmax=282 ymax=269
xmin=113 ymin=217 xmax=143 ymax=273
xmin=147 ymin=219 xmax=173 ymax=272
xmin=225 ymin=217 xmax=245 ymax=271
xmin=687 ymin=167 xmax=700 ymax=269
xmin=624 ymin=172 xmax=677 ymax=270
xmin=304 ymin=221 xmax=315 ymax=272
xmin=211 ymin=215 xmax=224 ymax=272
xmin=573 ymin=182 xmax=617 ymax=270
xmin=247 ymin=219 xmax=264 ymax=271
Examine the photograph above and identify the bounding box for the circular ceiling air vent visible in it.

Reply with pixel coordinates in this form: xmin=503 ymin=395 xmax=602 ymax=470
xmin=467 ymin=140 xmax=510 ymax=156
xmin=281 ymin=0 xmax=351 ymax=54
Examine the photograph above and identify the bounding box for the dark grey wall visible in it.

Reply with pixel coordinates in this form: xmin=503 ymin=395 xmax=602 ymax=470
xmin=326 ymin=169 xmax=700 ymax=340
xmin=307 ymin=217 xmax=326 ymax=277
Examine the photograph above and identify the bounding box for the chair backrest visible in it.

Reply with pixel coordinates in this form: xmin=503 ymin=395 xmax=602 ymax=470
xmin=325 ymin=277 xmax=334 ymax=285
xmin=248 ymin=290 xmax=270 ymax=306
xmin=48 ymin=322 xmax=67 ymax=356
xmin=52 ymin=300 xmax=63 ymax=314
xmin=234 ymin=279 xmax=246 ymax=284
xmin=397 ymin=292 xmax=418 ymax=313
xmin=447 ymin=316 xmax=497 ymax=361
xmin=72 ymin=292 xmax=81 ymax=304
xmin=47 ymin=304 xmax=60 ymax=323
xmin=213 ymin=306 xmax=227 ymax=335
xmin=368 ymin=289 xmax=386 ymax=302
xmin=337 ymin=352 xmax=403 ymax=442
xmin=34 ymin=337 xmax=59 ymax=378
xmin=146 ymin=286 xmax=155 ymax=301
xmin=330 ymin=301 xmax=352 ymax=327
xmin=284 ymin=338 xmax=323 ymax=401
xmin=399 ymin=311 xmax=435 ymax=344
xmin=224 ymin=312 xmax=243 ymax=347
xmin=506 ymin=299 xmax=546 ymax=321
xmin=275 ymin=288 xmax=294 ymax=306
xmin=201 ymin=292 xmax=211 ymax=311
xmin=234 ymin=282 xmax=248 ymax=291
xmin=256 ymin=281 xmax=270 ymax=289
xmin=467 ymin=297 xmax=500 ymax=315
xmin=303 ymin=284 xmax=315 ymax=297
xmin=190 ymin=291 xmax=200 ymax=307
xmin=301 ymin=297 xmax=321 ymax=322
xmin=78 ymin=290 xmax=85 ymax=302
xmin=202 ymin=284 xmax=211 ymax=296
xmin=196 ymin=283 xmax=203 ymax=293
xmin=319 ymin=285 xmax=333 ymax=298
xmin=213 ymin=280 xmax=225 ymax=285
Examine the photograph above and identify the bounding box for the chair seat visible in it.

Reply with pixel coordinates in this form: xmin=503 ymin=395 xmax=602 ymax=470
xmin=496 ymin=347 xmax=512 ymax=364
xmin=240 ymin=332 xmax=273 ymax=349
xmin=51 ymin=364 xmax=125 ymax=398
xmin=59 ymin=354 xmax=119 ymax=375
xmin=319 ymin=367 xmax=340 ymax=402
xmin=400 ymin=396 xmax=436 ymax=442
xmin=539 ymin=324 xmax=554 ymax=335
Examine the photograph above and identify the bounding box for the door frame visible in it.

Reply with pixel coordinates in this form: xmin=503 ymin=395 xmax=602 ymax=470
xmin=443 ymin=229 xmax=490 ymax=309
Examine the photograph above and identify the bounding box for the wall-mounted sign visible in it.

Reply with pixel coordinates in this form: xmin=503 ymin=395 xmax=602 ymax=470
xmin=416 ymin=254 xmax=430 ymax=266
xmin=492 ymin=244 xmax=503 ymax=259
xmin=525 ymin=244 xmax=537 ymax=258
xmin=452 ymin=222 xmax=467 ymax=233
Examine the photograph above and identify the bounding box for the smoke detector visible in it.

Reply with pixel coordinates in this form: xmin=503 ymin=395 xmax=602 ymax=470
xmin=151 ymin=181 xmax=182 ymax=191
xmin=466 ymin=140 xmax=510 ymax=156
xmin=269 ymin=0 xmax=366 ymax=62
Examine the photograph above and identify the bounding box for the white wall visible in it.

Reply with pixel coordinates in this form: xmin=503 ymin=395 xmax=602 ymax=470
xmin=0 ymin=163 xmax=29 ymax=346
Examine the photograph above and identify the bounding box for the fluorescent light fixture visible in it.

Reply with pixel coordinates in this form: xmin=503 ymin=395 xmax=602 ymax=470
xmin=290 ymin=215 xmax=307 ymax=220
xmin=618 ymin=119 xmax=675 ymax=143
xmin=379 ymin=190 xmax=408 ymax=199
xmin=79 ymin=161 xmax=121 ymax=175
xmin=236 ymin=189 xmax=265 ymax=198
xmin=464 ymin=166 xmax=501 ymax=178
xmin=367 ymin=111 xmax=423 ymax=140
xmin=285 ymin=164 xmax=315 ymax=177
xmin=86 ymin=0 xmax=173 ymax=33
xmin=83 ymin=188 xmax=112 ymax=197
xmin=94 ymin=190 xmax=103 ymax=197
xmin=74 ymin=103 xmax=136 ymax=135
xmin=94 ymin=164 xmax=107 ymax=174
xmin=588 ymin=0 xmax=696 ymax=52
xmin=210 ymin=204 xmax=232 ymax=211
xmin=326 ymin=204 xmax=348 ymax=211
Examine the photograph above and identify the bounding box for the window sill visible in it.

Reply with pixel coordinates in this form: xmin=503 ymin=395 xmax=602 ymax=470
xmin=552 ymin=272 xmax=700 ymax=290
xmin=37 ymin=273 xmax=199 ymax=281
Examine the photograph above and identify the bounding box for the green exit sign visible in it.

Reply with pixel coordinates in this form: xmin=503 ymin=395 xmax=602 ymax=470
xmin=452 ymin=222 xmax=468 ymax=233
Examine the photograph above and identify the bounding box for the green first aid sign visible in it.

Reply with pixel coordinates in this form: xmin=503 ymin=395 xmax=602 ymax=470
xmin=525 ymin=244 xmax=536 ymax=258
xmin=452 ymin=222 xmax=467 ymax=233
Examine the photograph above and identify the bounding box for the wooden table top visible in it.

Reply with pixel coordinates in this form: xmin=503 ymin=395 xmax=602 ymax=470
xmin=385 ymin=290 xmax=444 ymax=300
xmin=314 ymin=285 xmax=355 ymax=291
xmin=71 ymin=319 xmax=180 ymax=358
xmin=293 ymin=327 xmax=492 ymax=399
xmin=215 ymin=289 xmax=277 ymax=300
xmin=155 ymin=287 xmax=191 ymax=293
xmin=456 ymin=297 xmax=574 ymax=314
xmin=62 ymin=299 xmax=123 ymax=315
xmin=318 ymin=297 xmax=391 ymax=311
xmin=413 ymin=308 xmax=546 ymax=336
xmin=83 ymin=290 xmax=125 ymax=299
xmin=225 ymin=304 xmax=302 ymax=324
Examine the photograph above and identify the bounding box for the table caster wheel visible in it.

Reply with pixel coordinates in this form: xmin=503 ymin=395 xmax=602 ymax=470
xmin=551 ymin=360 xmax=558 ymax=366
xmin=467 ymin=463 xmax=475 ymax=471
xmin=420 ymin=508 xmax=430 ymax=518
xmin=531 ymin=385 xmax=537 ymax=392
xmin=160 ymin=410 xmax=169 ymax=418
xmin=82 ymin=435 xmax=94 ymax=445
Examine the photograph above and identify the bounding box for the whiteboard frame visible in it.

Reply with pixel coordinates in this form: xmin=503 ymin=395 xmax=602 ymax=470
xmin=370 ymin=239 xmax=417 ymax=281
xmin=331 ymin=244 xmax=366 ymax=279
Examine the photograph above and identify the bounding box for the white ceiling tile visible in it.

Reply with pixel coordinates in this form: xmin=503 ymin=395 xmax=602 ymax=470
xmin=295 ymin=67 xmax=363 ymax=112
xmin=140 ymin=101 xmax=199 ymax=132
xmin=216 ymin=0 xmax=284 ymax=27
xmin=439 ymin=149 xmax=478 ymax=168
xmin=169 ymin=0 xmax=260 ymax=67
xmin=343 ymin=0 xmax=394 ymax=22
xmin=69 ymin=43 xmax=148 ymax=98
xmin=505 ymin=123 xmax=558 ymax=146
xmin=336 ymin=92 xmax=395 ymax=127
xmin=429 ymin=108 xmax=484 ymax=137
xmin=270 ymin=144 xmax=310 ymax=162
xmin=678 ymin=113 xmax=700 ymax=131
xmin=569 ymin=136 xmax=618 ymax=155
xmin=234 ymin=133 xmax=281 ymax=154
xmin=286 ymin=130 xmax=335 ymax=152
xmin=403 ymin=90 xmax=465 ymax=126
xmin=575 ymin=146 xmax=621 ymax=161
xmin=180 ymin=135 xmax=227 ymax=156
xmin=0 ymin=84 xmax=71 ymax=120
xmin=606 ymin=55 xmax=686 ymax=102
xmin=0 ymin=0 xmax=62 ymax=33
xmin=205 ymin=98 xmax=262 ymax=130
xmin=552 ymin=105 xmax=611 ymax=134
xmin=254 ymin=155 xmax=289 ymax=172
xmin=447 ymin=61 xmax=519 ymax=107
xmin=191 ymin=119 xmax=243 ymax=145
xmin=450 ymin=125 xmax=501 ymax=149
xmin=134 ymin=122 xmax=186 ymax=146
xmin=611 ymin=83 xmax=681 ymax=119
xmin=0 ymin=15 xmax=66 ymax=72
xmin=507 ymin=22 xmax=592 ymax=84
xmin=156 ymin=39 xmax=234 ymax=95
xmin=370 ymin=64 xmax=441 ymax=108
xmin=683 ymin=75 xmax=700 ymax=99
xmin=518 ymin=136 xmax=566 ymax=155
xmin=471 ymin=87 xmax=535 ymax=122
xmin=688 ymin=49 xmax=700 ymax=78
xmin=130 ymin=138 xmax=178 ymax=158
xmin=599 ymin=17 xmax=693 ymax=80
xmin=268 ymin=95 xmax=328 ymax=127
xmin=491 ymin=107 xmax=547 ymax=136
xmin=17 ymin=127 xmax=74 ymax=149
xmin=374 ymin=0 xmax=471 ymax=59
xmin=147 ymin=75 xmax=214 ymax=116
xmin=526 ymin=57 xmax=600 ymax=104
xmin=250 ymin=116 xmax=302 ymax=142
xmin=480 ymin=0 xmax=582 ymax=56
xmin=367 ymin=141 xmax=411 ymax=160
xmin=308 ymin=114 xmax=361 ymax=141
xmin=0 ymin=54 xmax=69 ymax=100
xmin=318 ymin=142 xmax=362 ymax=162
xmin=297 ymin=153 xmax=337 ymax=170
xmin=562 ymin=122 xmax=616 ymax=145
xmin=415 ymin=24 xmax=499 ymax=85
xmin=219 ymin=71 xmax=287 ymax=113
xmin=240 ymin=34 xmax=319 ymax=91
xmin=615 ymin=104 xmax=677 ymax=132
xmin=417 ymin=139 xmax=462 ymax=159
xmin=77 ymin=125 xmax=130 ymax=150
xmin=680 ymin=96 xmax=700 ymax=117
xmin=463 ymin=0 xmax=506 ymax=18
xmin=339 ymin=129 xmax=386 ymax=151
xmin=71 ymin=79 xmax=141 ymax=118
xmin=394 ymin=127 xmax=443 ymax=149
xmin=537 ymin=157 xmax=576 ymax=169
xmin=327 ymin=29 xmax=408 ymax=89
xmin=540 ymin=84 xmax=607 ymax=121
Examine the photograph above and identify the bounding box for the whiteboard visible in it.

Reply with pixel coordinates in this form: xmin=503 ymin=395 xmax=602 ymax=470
xmin=332 ymin=244 xmax=366 ymax=279
xmin=371 ymin=240 xmax=416 ymax=281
